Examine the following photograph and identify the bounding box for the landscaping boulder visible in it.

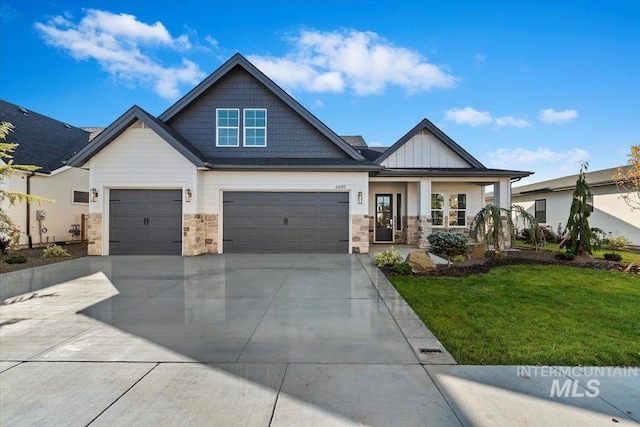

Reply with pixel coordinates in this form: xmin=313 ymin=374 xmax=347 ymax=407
xmin=469 ymin=244 xmax=486 ymax=259
xmin=406 ymin=250 xmax=436 ymax=273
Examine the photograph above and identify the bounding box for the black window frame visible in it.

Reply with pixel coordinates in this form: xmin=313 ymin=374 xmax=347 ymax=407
xmin=535 ymin=199 xmax=547 ymax=223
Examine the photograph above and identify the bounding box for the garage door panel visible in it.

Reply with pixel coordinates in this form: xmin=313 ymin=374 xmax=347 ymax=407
xmin=223 ymin=191 xmax=349 ymax=253
xmin=109 ymin=189 xmax=182 ymax=255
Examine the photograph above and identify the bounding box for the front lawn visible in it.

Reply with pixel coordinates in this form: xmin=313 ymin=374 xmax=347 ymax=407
xmin=390 ymin=265 xmax=640 ymax=366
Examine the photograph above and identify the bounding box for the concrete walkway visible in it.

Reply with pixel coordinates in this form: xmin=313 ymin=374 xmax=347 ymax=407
xmin=1 ymin=255 xmax=638 ymax=426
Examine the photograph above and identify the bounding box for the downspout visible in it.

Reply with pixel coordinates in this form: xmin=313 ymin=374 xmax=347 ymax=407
xmin=26 ymin=172 xmax=36 ymax=248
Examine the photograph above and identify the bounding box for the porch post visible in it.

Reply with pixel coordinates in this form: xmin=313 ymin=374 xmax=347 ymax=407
xmin=495 ymin=177 xmax=512 ymax=249
xmin=417 ymin=179 xmax=432 ymax=249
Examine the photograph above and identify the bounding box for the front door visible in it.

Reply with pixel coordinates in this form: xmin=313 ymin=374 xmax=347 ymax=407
xmin=375 ymin=194 xmax=393 ymax=242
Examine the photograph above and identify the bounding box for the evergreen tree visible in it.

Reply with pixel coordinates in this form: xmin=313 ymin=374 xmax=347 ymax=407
xmin=564 ymin=163 xmax=593 ymax=256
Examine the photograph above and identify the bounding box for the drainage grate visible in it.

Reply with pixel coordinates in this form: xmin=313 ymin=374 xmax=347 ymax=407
xmin=419 ymin=348 xmax=442 ymax=354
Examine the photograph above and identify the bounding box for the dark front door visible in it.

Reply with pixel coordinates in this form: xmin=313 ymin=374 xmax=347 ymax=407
xmin=375 ymin=194 xmax=393 ymax=242
xmin=109 ymin=189 xmax=182 ymax=255
xmin=223 ymin=192 xmax=349 ymax=253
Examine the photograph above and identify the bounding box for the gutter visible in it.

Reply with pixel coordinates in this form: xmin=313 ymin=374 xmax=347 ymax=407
xmin=203 ymin=162 xmax=383 ymax=172
xmin=26 ymin=171 xmax=36 ymax=248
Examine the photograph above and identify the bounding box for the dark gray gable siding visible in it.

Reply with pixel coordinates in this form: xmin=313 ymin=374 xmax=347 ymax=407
xmin=167 ymin=66 xmax=350 ymax=159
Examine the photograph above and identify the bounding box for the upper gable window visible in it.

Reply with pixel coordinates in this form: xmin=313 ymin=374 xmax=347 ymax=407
xmin=216 ymin=109 xmax=239 ymax=146
xmin=244 ymin=109 xmax=267 ymax=147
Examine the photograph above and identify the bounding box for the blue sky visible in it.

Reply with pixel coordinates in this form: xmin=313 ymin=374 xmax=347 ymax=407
xmin=1 ymin=1 xmax=638 ymax=185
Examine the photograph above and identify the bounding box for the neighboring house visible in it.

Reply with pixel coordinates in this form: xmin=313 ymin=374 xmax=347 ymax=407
xmin=488 ymin=166 xmax=640 ymax=246
xmin=68 ymin=53 xmax=530 ymax=256
xmin=0 ymin=99 xmax=91 ymax=247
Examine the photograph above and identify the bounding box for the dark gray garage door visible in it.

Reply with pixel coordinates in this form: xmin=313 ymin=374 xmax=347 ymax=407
xmin=109 ymin=189 xmax=182 ymax=255
xmin=223 ymin=192 xmax=349 ymax=253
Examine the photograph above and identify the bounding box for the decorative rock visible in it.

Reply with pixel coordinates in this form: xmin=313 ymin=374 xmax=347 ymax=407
xmin=469 ymin=244 xmax=486 ymax=259
xmin=405 ymin=250 xmax=436 ymax=273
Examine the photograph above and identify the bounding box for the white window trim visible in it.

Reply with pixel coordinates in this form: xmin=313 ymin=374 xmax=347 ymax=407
xmin=216 ymin=108 xmax=240 ymax=147
xmin=432 ymin=192 xmax=468 ymax=228
xmin=431 ymin=193 xmax=444 ymax=227
xmin=243 ymin=108 xmax=267 ymax=147
xmin=71 ymin=189 xmax=89 ymax=205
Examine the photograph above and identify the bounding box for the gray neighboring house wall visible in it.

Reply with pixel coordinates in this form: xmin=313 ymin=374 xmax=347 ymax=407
xmin=67 ymin=53 xmax=531 ymax=256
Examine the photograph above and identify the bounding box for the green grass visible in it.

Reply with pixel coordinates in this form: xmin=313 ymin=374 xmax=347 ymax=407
xmin=515 ymin=240 xmax=639 ymax=263
xmin=390 ymin=265 xmax=640 ymax=365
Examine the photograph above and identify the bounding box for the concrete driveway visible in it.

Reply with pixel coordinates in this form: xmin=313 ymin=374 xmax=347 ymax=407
xmin=1 ymin=254 xmax=638 ymax=426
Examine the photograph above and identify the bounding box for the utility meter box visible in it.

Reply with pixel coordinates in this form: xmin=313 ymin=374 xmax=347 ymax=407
xmin=36 ymin=210 xmax=46 ymax=220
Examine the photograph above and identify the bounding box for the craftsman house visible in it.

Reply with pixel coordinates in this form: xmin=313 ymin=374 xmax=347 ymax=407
xmin=68 ymin=53 xmax=530 ymax=255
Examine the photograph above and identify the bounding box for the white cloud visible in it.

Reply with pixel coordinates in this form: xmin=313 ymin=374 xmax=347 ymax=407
xmin=444 ymin=107 xmax=531 ymax=128
xmin=495 ymin=116 xmax=532 ymax=128
xmin=539 ymin=108 xmax=579 ymax=124
xmin=483 ymin=147 xmax=589 ymax=169
xmin=34 ymin=9 xmax=205 ymax=99
xmin=474 ymin=53 xmax=486 ymax=65
xmin=205 ymin=35 xmax=219 ymax=48
xmin=312 ymin=99 xmax=324 ymax=108
xmin=444 ymin=107 xmax=493 ymax=126
xmin=248 ymin=29 xmax=457 ymax=95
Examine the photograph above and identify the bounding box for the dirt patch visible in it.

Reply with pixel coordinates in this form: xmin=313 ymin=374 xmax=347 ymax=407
xmin=384 ymin=249 xmax=640 ymax=277
xmin=1 ymin=242 xmax=88 ymax=274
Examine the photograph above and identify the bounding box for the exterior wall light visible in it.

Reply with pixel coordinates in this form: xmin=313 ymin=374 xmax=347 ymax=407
xmin=90 ymin=188 xmax=98 ymax=202
xmin=185 ymin=189 xmax=192 ymax=203
xmin=357 ymin=191 xmax=363 ymax=204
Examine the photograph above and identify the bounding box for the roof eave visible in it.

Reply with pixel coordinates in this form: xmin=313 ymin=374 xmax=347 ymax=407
xmin=204 ymin=162 xmax=383 ymax=172
xmin=67 ymin=106 xmax=205 ymax=168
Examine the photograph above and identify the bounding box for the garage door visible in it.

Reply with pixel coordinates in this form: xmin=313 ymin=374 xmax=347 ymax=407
xmin=223 ymin=192 xmax=349 ymax=253
xmin=109 ymin=189 xmax=182 ymax=255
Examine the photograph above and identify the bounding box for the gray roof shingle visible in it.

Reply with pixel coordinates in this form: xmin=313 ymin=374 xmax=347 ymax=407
xmin=0 ymin=99 xmax=90 ymax=173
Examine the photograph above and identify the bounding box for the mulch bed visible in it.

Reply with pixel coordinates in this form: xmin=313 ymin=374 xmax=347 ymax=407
xmin=1 ymin=242 xmax=88 ymax=274
xmin=387 ymin=249 xmax=640 ymax=277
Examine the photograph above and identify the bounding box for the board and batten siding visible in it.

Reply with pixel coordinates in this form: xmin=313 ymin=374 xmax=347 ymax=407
xmin=381 ymin=130 xmax=472 ymax=169
xmin=89 ymin=124 xmax=197 ymax=214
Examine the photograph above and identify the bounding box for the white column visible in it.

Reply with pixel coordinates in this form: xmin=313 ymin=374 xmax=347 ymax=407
xmin=495 ymin=177 xmax=511 ymax=209
xmin=418 ymin=179 xmax=432 ymax=216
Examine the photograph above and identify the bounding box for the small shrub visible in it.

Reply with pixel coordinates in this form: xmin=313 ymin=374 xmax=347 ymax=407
xmin=4 ymin=255 xmax=27 ymax=264
xmin=42 ymin=245 xmax=71 ymax=258
xmin=428 ymin=231 xmax=468 ymax=266
xmin=602 ymin=235 xmax=631 ymax=251
xmin=451 ymin=254 xmax=466 ymax=263
xmin=0 ymin=233 xmax=11 ymax=254
xmin=520 ymin=225 xmax=557 ymax=245
xmin=371 ymin=247 xmax=403 ymax=268
xmin=555 ymin=252 xmax=575 ymax=261
xmin=603 ymin=252 xmax=623 ymax=262
xmin=389 ymin=262 xmax=412 ymax=275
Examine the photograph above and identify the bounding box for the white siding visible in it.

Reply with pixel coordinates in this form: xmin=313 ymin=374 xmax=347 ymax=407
xmin=381 ymin=130 xmax=472 ymax=168
xmin=90 ymin=126 xmax=198 ymax=255
xmin=5 ymin=168 xmax=89 ymax=246
xmin=513 ymin=185 xmax=640 ymax=245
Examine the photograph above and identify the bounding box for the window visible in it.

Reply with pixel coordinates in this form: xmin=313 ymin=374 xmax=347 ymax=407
xmin=535 ymin=199 xmax=546 ymax=223
xmin=396 ymin=194 xmax=402 ymax=231
xmin=244 ymin=109 xmax=267 ymax=147
xmin=448 ymin=193 xmax=467 ymax=227
xmin=587 ymin=194 xmax=594 ymax=212
xmin=431 ymin=193 xmax=444 ymax=226
xmin=216 ymin=109 xmax=239 ymax=146
xmin=72 ymin=190 xmax=89 ymax=204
